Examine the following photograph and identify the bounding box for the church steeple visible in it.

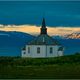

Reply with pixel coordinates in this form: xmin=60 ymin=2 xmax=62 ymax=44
xmin=40 ymin=18 xmax=47 ymax=34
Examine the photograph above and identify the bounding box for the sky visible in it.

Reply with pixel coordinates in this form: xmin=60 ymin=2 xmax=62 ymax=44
xmin=0 ymin=0 xmax=80 ymax=1
xmin=0 ymin=1 xmax=80 ymax=35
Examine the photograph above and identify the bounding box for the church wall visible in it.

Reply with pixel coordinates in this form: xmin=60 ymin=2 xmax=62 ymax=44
xmin=22 ymin=45 xmax=31 ymax=57
xmin=58 ymin=46 xmax=64 ymax=56
xmin=25 ymin=45 xmax=32 ymax=57
xmin=22 ymin=50 xmax=26 ymax=57
xmin=47 ymin=45 xmax=59 ymax=57
xmin=22 ymin=45 xmax=63 ymax=58
xmin=58 ymin=51 xmax=63 ymax=56
xmin=31 ymin=45 xmax=46 ymax=58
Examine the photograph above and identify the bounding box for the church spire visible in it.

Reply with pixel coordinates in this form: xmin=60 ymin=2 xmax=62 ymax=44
xmin=40 ymin=18 xmax=47 ymax=34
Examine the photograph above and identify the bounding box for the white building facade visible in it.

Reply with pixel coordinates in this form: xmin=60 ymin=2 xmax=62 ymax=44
xmin=21 ymin=18 xmax=64 ymax=58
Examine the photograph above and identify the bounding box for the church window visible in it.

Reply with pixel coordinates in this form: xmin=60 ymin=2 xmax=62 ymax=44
xmin=23 ymin=52 xmax=26 ymax=54
xmin=37 ymin=47 xmax=40 ymax=54
xmin=28 ymin=47 xmax=30 ymax=53
xmin=50 ymin=47 xmax=53 ymax=54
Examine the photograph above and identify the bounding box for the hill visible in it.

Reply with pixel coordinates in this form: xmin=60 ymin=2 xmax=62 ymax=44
xmin=0 ymin=54 xmax=80 ymax=79
xmin=0 ymin=31 xmax=80 ymax=56
xmin=0 ymin=31 xmax=35 ymax=47
xmin=0 ymin=31 xmax=35 ymax=56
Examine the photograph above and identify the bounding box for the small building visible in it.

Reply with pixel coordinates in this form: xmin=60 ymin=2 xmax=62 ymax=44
xmin=21 ymin=18 xmax=64 ymax=58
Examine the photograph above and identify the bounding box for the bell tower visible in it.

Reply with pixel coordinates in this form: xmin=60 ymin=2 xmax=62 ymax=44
xmin=40 ymin=18 xmax=47 ymax=34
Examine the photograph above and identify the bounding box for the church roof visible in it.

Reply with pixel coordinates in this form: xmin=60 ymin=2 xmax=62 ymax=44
xmin=27 ymin=18 xmax=61 ymax=45
xmin=28 ymin=34 xmax=60 ymax=45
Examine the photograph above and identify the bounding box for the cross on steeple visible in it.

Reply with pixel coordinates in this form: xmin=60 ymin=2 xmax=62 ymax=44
xmin=40 ymin=18 xmax=47 ymax=34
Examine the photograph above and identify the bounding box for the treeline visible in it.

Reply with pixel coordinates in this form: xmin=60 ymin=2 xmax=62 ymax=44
xmin=0 ymin=54 xmax=80 ymax=66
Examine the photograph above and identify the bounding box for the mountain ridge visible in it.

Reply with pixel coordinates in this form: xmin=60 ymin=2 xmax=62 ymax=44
xmin=52 ymin=32 xmax=80 ymax=39
xmin=0 ymin=31 xmax=80 ymax=56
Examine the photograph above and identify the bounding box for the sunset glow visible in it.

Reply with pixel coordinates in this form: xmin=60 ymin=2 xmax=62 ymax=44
xmin=0 ymin=25 xmax=80 ymax=36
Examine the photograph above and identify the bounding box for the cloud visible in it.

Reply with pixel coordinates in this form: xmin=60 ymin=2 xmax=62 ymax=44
xmin=0 ymin=24 xmax=80 ymax=36
xmin=58 ymin=28 xmax=72 ymax=32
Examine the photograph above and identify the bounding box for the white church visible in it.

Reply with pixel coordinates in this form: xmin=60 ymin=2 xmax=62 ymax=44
xmin=21 ymin=18 xmax=64 ymax=58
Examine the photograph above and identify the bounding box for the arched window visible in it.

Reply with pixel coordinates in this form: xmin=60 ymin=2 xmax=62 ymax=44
xmin=28 ymin=47 xmax=30 ymax=53
xmin=37 ymin=47 xmax=40 ymax=54
xmin=50 ymin=47 xmax=53 ymax=54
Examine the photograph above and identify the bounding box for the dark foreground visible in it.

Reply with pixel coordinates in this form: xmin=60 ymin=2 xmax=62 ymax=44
xmin=0 ymin=54 xmax=80 ymax=79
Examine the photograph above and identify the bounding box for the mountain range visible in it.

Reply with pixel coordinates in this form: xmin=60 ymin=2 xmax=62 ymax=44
xmin=0 ymin=31 xmax=80 ymax=56
xmin=0 ymin=31 xmax=35 ymax=56
xmin=64 ymin=32 xmax=80 ymax=39
xmin=53 ymin=32 xmax=80 ymax=39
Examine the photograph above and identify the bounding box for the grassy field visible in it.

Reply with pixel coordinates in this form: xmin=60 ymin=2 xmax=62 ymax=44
xmin=0 ymin=54 xmax=80 ymax=79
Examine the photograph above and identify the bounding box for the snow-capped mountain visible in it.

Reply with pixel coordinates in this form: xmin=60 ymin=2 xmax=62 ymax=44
xmin=64 ymin=32 xmax=80 ymax=39
xmin=52 ymin=32 xmax=80 ymax=39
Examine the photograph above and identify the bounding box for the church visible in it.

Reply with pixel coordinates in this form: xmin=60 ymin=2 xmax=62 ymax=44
xmin=21 ymin=18 xmax=64 ymax=58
